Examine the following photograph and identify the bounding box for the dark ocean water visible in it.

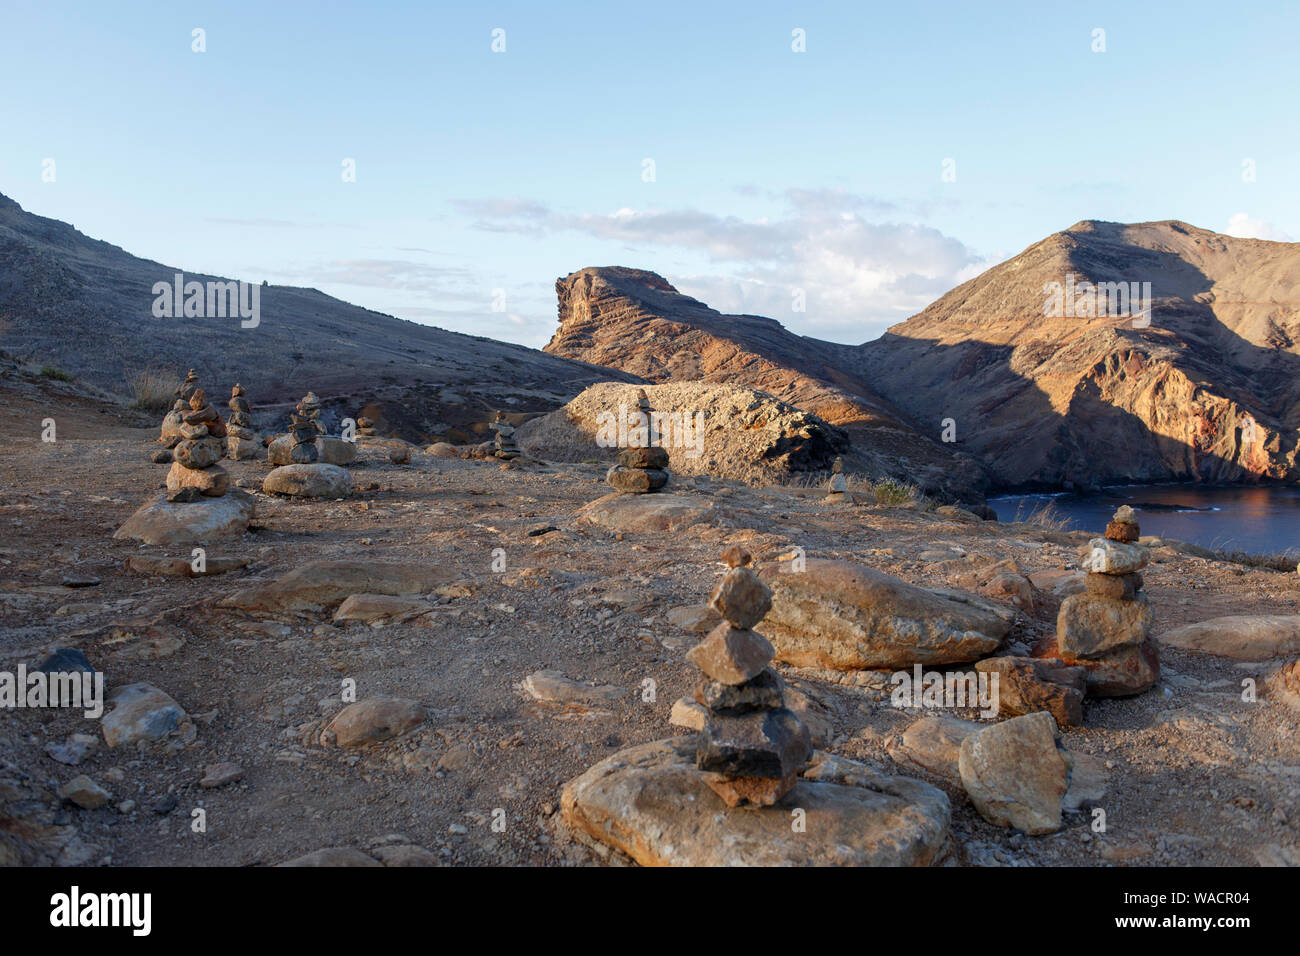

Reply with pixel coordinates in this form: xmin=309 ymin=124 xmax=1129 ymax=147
xmin=989 ymin=484 xmax=1300 ymax=557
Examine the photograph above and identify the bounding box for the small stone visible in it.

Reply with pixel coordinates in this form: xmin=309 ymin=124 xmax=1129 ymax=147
xmin=1080 ymin=538 xmax=1149 ymax=575
xmin=686 ymin=623 xmax=775 ymax=685
xmin=1105 ymin=520 xmax=1139 ymax=543
xmin=720 ymin=545 xmax=752 ymax=568
xmin=703 ymin=771 xmax=797 ymax=808
xmin=708 ymin=566 xmax=773 ymax=630
xmin=617 ymin=446 xmax=670 ymax=470
xmin=696 ymin=707 xmax=812 ymax=778
xmin=1085 ymin=571 xmax=1142 ymax=599
xmin=669 ymin=697 xmax=708 ymax=731
xmin=322 ymin=698 xmax=426 ymax=748
xmin=152 ymin=794 xmax=178 ymax=815
xmin=606 ymin=466 xmax=669 ymax=493
xmin=199 ymin=762 xmax=244 ymax=789
xmin=150 ymin=448 xmax=173 ymax=464
xmin=694 ymin=668 xmax=785 ymax=713
xmin=58 ymin=775 xmax=110 ymax=810
xmin=974 ymin=656 xmax=1086 ymax=727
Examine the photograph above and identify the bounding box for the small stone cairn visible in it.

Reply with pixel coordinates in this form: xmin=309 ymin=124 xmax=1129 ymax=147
xmin=355 ymin=415 xmax=377 ymax=438
xmin=826 ymin=456 xmax=849 ymax=503
xmin=225 ymin=384 xmax=260 ymax=459
xmin=686 ymin=546 xmax=812 ymax=808
xmin=1055 ymin=505 xmax=1159 ymax=696
xmin=178 ymin=368 xmax=200 ymax=402
xmin=606 ymin=388 xmax=669 ymax=493
xmin=167 ymin=389 xmax=230 ymax=500
xmin=288 ymin=394 xmax=322 ymax=464
xmin=490 ymin=411 xmax=521 ymax=460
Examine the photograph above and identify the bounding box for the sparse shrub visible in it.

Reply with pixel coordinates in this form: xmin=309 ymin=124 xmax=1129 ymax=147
xmin=870 ymin=478 xmax=918 ymax=506
xmin=1013 ymin=499 xmax=1072 ymax=532
xmin=40 ymin=365 xmax=73 ymax=382
xmin=125 ymin=364 xmax=180 ymax=413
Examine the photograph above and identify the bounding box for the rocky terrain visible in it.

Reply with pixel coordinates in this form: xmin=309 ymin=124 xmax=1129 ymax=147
xmin=863 ymin=220 xmax=1300 ymax=490
xmin=548 ymin=226 xmax=1300 ymax=494
xmin=2 ymin=372 xmax=1298 ymax=868
xmin=548 ymin=267 xmax=991 ymax=499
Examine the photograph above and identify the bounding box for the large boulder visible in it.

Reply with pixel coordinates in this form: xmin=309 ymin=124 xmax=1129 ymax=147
xmin=560 ymin=738 xmax=950 ymax=866
xmin=222 ymin=559 xmax=457 ymax=614
xmin=113 ymin=491 xmax=253 ymax=546
xmin=1157 ymin=615 xmax=1300 ymax=661
xmin=958 ymin=712 xmax=1069 ymax=835
xmin=756 ymin=559 xmax=1012 ymax=669
xmin=263 ymin=463 xmax=353 ymax=499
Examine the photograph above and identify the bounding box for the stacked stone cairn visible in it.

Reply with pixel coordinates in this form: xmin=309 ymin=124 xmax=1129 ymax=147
xmin=1054 ymin=505 xmax=1159 ymax=696
xmin=826 ymin=455 xmax=849 ymax=502
xmin=225 ymin=384 xmax=260 ymax=459
xmin=355 ymin=415 xmax=377 ymax=438
xmin=178 ymin=368 xmax=200 ymax=402
xmin=166 ymin=389 xmax=230 ymax=501
xmin=606 ymin=389 xmax=669 ymax=493
xmin=490 ymin=411 xmax=521 ymax=460
xmin=288 ymin=395 xmax=322 ymax=464
xmin=686 ymin=546 xmax=812 ymax=808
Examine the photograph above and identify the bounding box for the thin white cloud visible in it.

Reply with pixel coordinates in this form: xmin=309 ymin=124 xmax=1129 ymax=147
xmin=1225 ymin=213 xmax=1293 ymax=241
xmin=450 ymin=190 xmax=988 ymax=339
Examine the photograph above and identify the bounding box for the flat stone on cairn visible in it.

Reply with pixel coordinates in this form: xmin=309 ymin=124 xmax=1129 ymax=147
xmin=1050 ymin=506 xmax=1159 ymax=697
xmin=606 ymin=389 xmax=669 ymax=493
xmin=490 ymin=411 xmax=521 ymax=460
xmin=225 ymin=384 xmax=261 ymax=460
xmin=166 ymin=389 xmax=229 ymax=499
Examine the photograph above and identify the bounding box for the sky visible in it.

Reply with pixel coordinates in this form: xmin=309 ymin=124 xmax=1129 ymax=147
xmin=2 ymin=0 xmax=1297 ymax=348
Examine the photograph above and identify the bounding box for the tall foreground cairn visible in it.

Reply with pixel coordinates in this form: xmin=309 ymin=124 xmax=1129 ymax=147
xmin=490 ymin=411 xmax=521 ymax=460
xmin=1053 ymin=505 xmax=1159 ymax=696
xmin=606 ymin=389 xmax=670 ymax=493
xmin=166 ymin=388 xmax=230 ymax=500
xmin=687 ymin=547 xmax=812 ymax=807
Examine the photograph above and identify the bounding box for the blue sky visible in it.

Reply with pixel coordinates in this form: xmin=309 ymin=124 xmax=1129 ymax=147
xmin=2 ymin=0 xmax=1296 ymax=347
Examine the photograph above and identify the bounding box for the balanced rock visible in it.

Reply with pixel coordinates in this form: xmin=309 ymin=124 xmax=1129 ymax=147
xmin=757 ymin=558 xmax=1012 ymax=669
xmin=825 ymin=455 xmax=850 ymax=503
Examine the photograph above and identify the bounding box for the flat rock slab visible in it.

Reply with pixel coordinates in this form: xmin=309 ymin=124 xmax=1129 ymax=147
xmin=521 ymin=670 xmax=627 ymax=708
xmin=576 ymin=493 xmax=717 ymax=533
xmin=263 ymin=463 xmax=353 ymax=498
xmin=758 ymin=558 xmax=1013 ymax=669
xmin=887 ymin=715 xmax=985 ymax=783
xmin=561 ymin=737 xmax=950 ymax=866
xmin=333 ymin=593 xmax=434 ymax=623
xmin=126 ymin=555 xmax=250 ymax=577
xmin=113 ymin=491 xmax=253 ymax=546
xmin=223 ymin=560 xmax=457 ymax=614
xmin=1157 ymin=615 xmax=1300 ymax=661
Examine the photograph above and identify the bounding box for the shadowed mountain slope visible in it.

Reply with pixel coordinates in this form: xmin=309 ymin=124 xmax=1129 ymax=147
xmin=0 ymin=193 xmax=637 ymax=442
